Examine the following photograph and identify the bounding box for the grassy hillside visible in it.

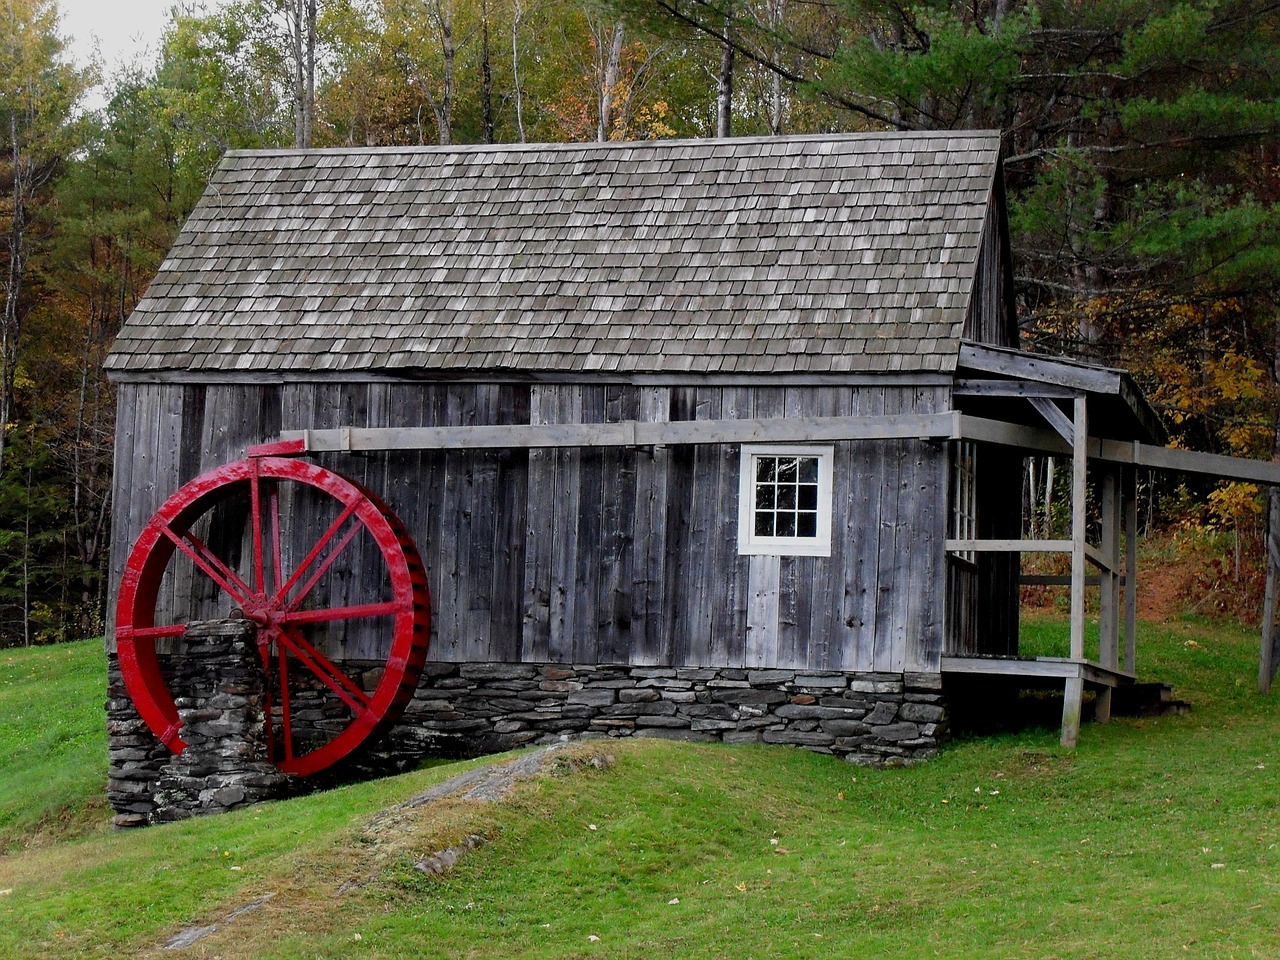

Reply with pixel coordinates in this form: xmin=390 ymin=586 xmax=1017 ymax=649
xmin=2 ymin=617 xmax=1279 ymax=959
xmin=0 ymin=640 xmax=110 ymax=851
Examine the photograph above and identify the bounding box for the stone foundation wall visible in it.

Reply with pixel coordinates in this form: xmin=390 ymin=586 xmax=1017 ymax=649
xmin=374 ymin=663 xmax=946 ymax=767
xmin=106 ymin=652 xmax=947 ymax=823
xmin=107 ymin=621 xmax=290 ymax=827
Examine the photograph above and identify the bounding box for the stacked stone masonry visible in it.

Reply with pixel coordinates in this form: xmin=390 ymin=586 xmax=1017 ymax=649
xmin=107 ymin=621 xmax=290 ymax=827
xmin=375 ymin=663 xmax=946 ymax=766
xmin=105 ymin=653 xmax=947 ymax=824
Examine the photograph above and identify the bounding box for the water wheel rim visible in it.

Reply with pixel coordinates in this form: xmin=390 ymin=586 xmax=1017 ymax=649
xmin=115 ymin=456 xmax=431 ymax=778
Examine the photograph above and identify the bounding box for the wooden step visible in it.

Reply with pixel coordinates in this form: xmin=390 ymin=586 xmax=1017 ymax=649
xmin=1111 ymin=683 xmax=1191 ymax=717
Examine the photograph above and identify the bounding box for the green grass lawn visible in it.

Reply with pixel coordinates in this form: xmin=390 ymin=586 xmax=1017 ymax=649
xmin=2 ymin=616 xmax=1279 ymax=958
xmin=0 ymin=639 xmax=110 ymax=851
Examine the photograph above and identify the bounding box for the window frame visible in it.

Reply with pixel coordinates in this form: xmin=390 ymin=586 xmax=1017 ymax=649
xmin=737 ymin=444 xmax=835 ymax=557
xmin=949 ymin=440 xmax=978 ymax=565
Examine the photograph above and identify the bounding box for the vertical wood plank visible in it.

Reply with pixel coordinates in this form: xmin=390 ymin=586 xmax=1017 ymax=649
xmin=717 ymin=386 xmax=751 ymax=666
xmin=685 ymin=388 xmax=723 ymax=665
xmin=105 ymin=384 xmax=139 ymax=646
xmin=523 ymin=385 xmax=555 ymax=661
xmin=548 ymin=386 xmax=582 ymax=662
xmin=745 ymin=554 xmax=780 ymax=666
xmin=491 ymin=384 xmax=529 ymax=663
xmin=463 ymin=384 xmax=500 ymax=662
xmin=906 ymin=387 xmax=946 ymax=672
xmin=434 ymin=385 xmax=475 ymax=661
xmin=873 ymin=388 xmax=904 ymax=672
xmin=572 ymin=386 xmax=605 ymax=664
xmin=846 ymin=386 xmax=885 ymax=672
xmin=664 ymin=388 xmax=696 ymax=665
xmin=631 ymin=387 xmax=670 ymax=666
xmin=420 ymin=386 xmax=448 ymax=657
xmin=598 ymin=385 xmax=638 ymax=665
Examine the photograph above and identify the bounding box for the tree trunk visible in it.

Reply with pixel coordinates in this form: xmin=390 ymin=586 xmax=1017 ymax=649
xmin=716 ymin=24 xmax=734 ymax=138
xmin=597 ymin=23 xmax=624 ymax=142
xmin=304 ymin=0 xmax=316 ymax=147
xmin=511 ymin=0 xmax=526 ymax=142
xmin=436 ymin=0 xmax=456 ymax=145
xmin=292 ymin=0 xmax=305 ymax=147
xmin=481 ymin=0 xmax=494 ymax=144
xmin=1 ymin=109 xmax=30 ymax=480
xmin=766 ymin=0 xmax=784 ymax=134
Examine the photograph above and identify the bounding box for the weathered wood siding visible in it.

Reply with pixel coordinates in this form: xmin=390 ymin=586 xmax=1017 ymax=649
xmin=109 ymin=381 xmax=949 ymax=673
xmin=963 ymin=194 xmax=1016 ymax=349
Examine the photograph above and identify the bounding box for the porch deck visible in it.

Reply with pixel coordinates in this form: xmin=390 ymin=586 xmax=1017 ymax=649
xmin=941 ymin=654 xmax=1137 ymax=743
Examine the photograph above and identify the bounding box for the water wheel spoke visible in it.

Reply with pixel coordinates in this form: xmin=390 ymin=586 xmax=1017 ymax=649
xmin=279 ymin=601 xmax=401 ymax=625
xmin=273 ymin=625 xmax=371 ymax=715
xmin=273 ymin=503 xmax=359 ymax=608
xmin=250 ymin=470 xmax=266 ymax=595
xmin=159 ymin=523 xmax=252 ymax=607
xmin=268 ymin=484 xmax=283 ymax=598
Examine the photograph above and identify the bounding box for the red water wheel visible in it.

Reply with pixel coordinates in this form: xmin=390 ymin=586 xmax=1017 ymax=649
xmin=115 ymin=455 xmax=431 ymax=777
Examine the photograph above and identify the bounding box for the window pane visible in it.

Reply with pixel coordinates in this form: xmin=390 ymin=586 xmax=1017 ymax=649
xmin=797 ymin=512 xmax=817 ymax=537
xmin=798 ymin=457 xmax=818 ymax=483
xmin=777 ymin=485 xmax=796 ymax=510
xmin=758 ymin=485 xmax=776 ymax=510
xmin=777 ymin=457 xmax=798 ymax=482
xmin=756 ymin=457 xmax=776 ymax=483
xmin=798 ymin=485 xmax=817 ymax=510
xmin=776 ymin=513 xmax=796 ymax=537
xmin=755 ymin=511 xmax=774 ymax=536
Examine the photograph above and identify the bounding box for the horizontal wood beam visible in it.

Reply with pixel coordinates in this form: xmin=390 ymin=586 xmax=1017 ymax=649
xmin=953 ymin=379 xmax=1077 ymax=398
xmin=957 ymin=343 xmax=1123 ymax=394
xmin=946 ymin=538 xmax=1073 ymax=553
xmin=1096 ymin=438 xmax=1280 ymax=486
xmin=946 ymin=538 xmax=1113 ymax=570
xmin=281 ymin=412 xmax=958 ymax=452
xmin=1020 ymin=574 xmax=1130 ymax=587
xmin=941 ymin=655 xmax=1136 ymax=686
xmin=954 ymin=416 xmax=1280 ymax=486
xmin=953 ymin=415 xmax=1070 ymax=455
xmin=273 ymin=410 xmax=1280 ymax=486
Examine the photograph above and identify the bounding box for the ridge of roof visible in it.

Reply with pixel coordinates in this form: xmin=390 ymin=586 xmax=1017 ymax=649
xmin=219 ymin=130 xmax=1002 ymax=161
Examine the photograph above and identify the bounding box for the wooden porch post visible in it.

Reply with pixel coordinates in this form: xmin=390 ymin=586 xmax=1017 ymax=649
xmin=1123 ymin=466 xmax=1138 ymax=675
xmin=1259 ymin=492 xmax=1280 ymax=693
xmin=1062 ymin=395 xmax=1088 ymax=748
xmin=1096 ymin=464 xmax=1122 ymax=724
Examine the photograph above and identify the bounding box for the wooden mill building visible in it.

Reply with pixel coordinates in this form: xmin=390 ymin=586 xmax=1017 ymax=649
xmin=103 ymin=132 xmax=1276 ymax=801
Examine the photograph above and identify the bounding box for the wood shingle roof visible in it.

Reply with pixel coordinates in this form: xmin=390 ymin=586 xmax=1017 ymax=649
xmin=104 ymin=131 xmax=1003 ymax=377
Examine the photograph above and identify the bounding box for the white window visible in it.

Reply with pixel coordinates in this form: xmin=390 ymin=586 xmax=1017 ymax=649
xmin=950 ymin=441 xmax=978 ymax=563
xmin=737 ymin=445 xmax=834 ymax=557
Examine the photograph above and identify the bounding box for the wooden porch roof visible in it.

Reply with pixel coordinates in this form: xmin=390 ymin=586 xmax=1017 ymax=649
xmin=955 ymin=342 xmax=1167 ymax=446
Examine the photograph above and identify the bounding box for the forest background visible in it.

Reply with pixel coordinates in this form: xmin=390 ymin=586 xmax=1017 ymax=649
xmin=0 ymin=0 xmax=1278 ymax=648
